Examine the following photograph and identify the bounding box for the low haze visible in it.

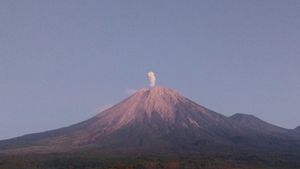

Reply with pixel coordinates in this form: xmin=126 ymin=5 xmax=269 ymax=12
xmin=0 ymin=0 xmax=300 ymax=140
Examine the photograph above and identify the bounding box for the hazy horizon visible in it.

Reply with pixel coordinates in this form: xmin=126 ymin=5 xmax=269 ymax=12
xmin=1 ymin=0 xmax=300 ymax=140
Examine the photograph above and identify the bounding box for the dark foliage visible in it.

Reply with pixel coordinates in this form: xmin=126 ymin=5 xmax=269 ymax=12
xmin=1 ymin=152 xmax=300 ymax=169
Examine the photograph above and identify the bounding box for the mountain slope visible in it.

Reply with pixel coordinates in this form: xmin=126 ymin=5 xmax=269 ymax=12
xmin=0 ymin=86 xmax=299 ymax=155
xmin=292 ymin=126 xmax=300 ymax=135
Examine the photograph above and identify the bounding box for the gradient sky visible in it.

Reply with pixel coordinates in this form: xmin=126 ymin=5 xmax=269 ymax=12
xmin=1 ymin=0 xmax=300 ymax=140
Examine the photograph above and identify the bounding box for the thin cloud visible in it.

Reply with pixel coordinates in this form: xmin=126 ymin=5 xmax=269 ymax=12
xmin=125 ymin=89 xmax=137 ymax=95
xmin=96 ymin=104 xmax=113 ymax=113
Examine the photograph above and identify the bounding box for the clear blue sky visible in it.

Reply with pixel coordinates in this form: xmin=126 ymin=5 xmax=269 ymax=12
xmin=0 ymin=0 xmax=300 ymax=140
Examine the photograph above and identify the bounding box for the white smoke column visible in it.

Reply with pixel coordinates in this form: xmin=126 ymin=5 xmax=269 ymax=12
xmin=147 ymin=71 xmax=156 ymax=87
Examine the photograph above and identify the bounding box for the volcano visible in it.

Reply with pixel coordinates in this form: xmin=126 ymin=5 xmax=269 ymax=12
xmin=0 ymin=86 xmax=300 ymax=158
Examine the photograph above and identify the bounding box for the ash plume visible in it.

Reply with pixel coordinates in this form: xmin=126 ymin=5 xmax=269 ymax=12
xmin=147 ymin=71 xmax=156 ymax=87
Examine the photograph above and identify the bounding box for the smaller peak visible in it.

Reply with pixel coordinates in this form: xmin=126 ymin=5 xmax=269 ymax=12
xmin=295 ymin=126 xmax=300 ymax=130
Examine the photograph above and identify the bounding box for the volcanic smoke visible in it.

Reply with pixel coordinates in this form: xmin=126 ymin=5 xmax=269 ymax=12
xmin=147 ymin=72 xmax=156 ymax=87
